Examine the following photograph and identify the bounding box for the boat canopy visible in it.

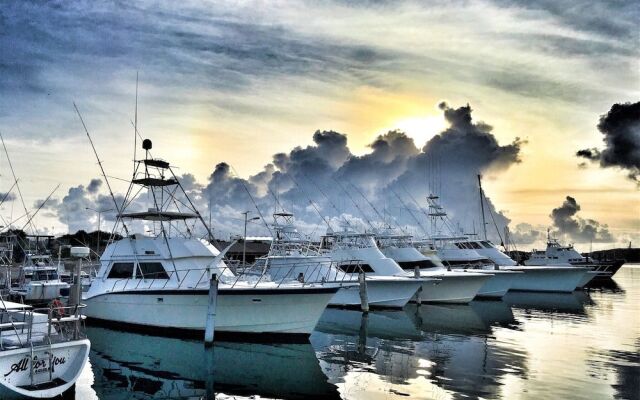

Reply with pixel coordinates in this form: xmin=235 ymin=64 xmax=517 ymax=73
xmin=131 ymin=177 xmax=178 ymax=187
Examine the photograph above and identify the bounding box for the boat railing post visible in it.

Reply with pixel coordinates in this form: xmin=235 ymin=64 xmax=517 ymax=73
xmin=358 ymin=268 xmax=369 ymax=313
xmin=204 ymin=274 xmax=218 ymax=347
xmin=414 ymin=266 xmax=422 ymax=305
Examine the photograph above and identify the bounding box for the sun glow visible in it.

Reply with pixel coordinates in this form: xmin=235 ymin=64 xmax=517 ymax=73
xmin=393 ymin=115 xmax=447 ymax=147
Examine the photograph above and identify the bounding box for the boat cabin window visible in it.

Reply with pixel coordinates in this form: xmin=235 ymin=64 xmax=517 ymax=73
xmin=398 ymin=260 xmax=439 ymax=270
xmin=32 ymin=271 xmax=58 ymax=281
xmin=108 ymin=262 xmax=135 ymax=279
xmin=480 ymin=241 xmax=493 ymax=249
xmin=467 ymin=242 xmax=482 ymax=249
xmin=337 ymin=263 xmax=375 ymax=274
xmin=136 ymin=262 xmax=169 ymax=279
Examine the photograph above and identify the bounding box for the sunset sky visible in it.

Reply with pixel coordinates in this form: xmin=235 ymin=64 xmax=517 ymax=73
xmin=0 ymin=1 xmax=638 ymax=249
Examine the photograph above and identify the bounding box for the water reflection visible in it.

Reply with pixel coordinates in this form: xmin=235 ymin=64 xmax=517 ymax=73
xmin=313 ymin=302 xmax=528 ymax=400
xmin=503 ymin=290 xmax=594 ymax=315
xmin=88 ymin=326 xmax=339 ymax=399
xmin=78 ymin=266 xmax=639 ymax=400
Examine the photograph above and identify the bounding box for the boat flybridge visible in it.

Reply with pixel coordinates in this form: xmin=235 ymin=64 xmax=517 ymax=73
xmin=525 ymin=232 xmax=624 ymax=282
xmin=317 ymin=227 xmax=441 ymax=305
xmin=9 ymin=254 xmax=70 ymax=304
xmin=375 ymin=229 xmax=509 ymax=301
xmin=259 ymin=213 xmax=424 ymax=308
xmin=83 ymin=139 xmax=342 ymax=337
xmin=0 ymin=297 xmax=90 ymax=399
xmin=420 ymin=194 xmax=590 ymax=293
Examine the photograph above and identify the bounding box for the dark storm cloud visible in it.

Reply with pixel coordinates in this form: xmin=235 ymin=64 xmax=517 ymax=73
xmin=577 ymin=101 xmax=640 ymax=183
xmin=87 ymin=179 xmax=102 ymax=194
xmin=550 ymin=196 xmax=613 ymax=243
xmin=41 ymin=102 xmax=524 ymax=239
xmin=199 ymin=102 xmax=524 ymax=240
xmin=0 ymin=192 xmax=16 ymax=203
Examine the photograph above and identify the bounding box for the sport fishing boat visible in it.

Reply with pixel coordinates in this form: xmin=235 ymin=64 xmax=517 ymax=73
xmin=83 ymin=139 xmax=341 ymax=337
xmin=259 ymin=213 xmax=426 ymax=308
xmin=375 ymin=230 xmax=499 ymax=301
xmin=525 ymin=232 xmax=624 ymax=281
xmin=318 ymin=228 xmax=450 ymax=304
xmin=0 ymin=298 xmax=90 ymax=399
xmin=422 ymin=195 xmax=590 ymax=293
xmin=9 ymin=254 xmax=70 ymax=304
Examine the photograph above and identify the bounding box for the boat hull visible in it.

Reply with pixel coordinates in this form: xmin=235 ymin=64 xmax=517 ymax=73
xmin=577 ymin=271 xmax=599 ymax=288
xmin=0 ymin=339 xmax=90 ymax=399
xmin=415 ymin=272 xmax=490 ymax=304
xmin=84 ymin=287 xmax=338 ymax=336
xmin=473 ymin=270 xmax=518 ymax=298
xmin=329 ymin=278 xmax=422 ymax=308
xmin=501 ymin=266 xmax=588 ymax=292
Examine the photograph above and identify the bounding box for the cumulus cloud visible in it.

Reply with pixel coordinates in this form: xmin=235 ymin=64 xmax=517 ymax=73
xmin=550 ymin=196 xmax=613 ymax=243
xmin=577 ymin=101 xmax=640 ymax=183
xmin=509 ymin=222 xmax=543 ymax=245
xmin=37 ymin=102 xmax=527 ymax=241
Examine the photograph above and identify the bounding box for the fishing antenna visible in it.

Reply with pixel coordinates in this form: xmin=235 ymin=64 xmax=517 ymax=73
xmin=286 ymin=174 xmax=333 ymax=230
xmin=389 ymin=187 xmax=428 ymax=235
xmin=303 ymin=173 xmax=353 ymax=230
xmin=0 ymin=179 xmax=18 ymax=209
xmin=228 ymin=165 xmax=273 ymax=236
xmin=133 ymin=72 xmax=139 ymax=175
xmin=73 ymin=102 xmax=129 ymax=235
xmin=20 ymin=184 xmax=60 ymax=231
xmin=0 ymin=131 xmax=37 ymax=234
xmin=331 ymin=176 xmax=376 ymax=232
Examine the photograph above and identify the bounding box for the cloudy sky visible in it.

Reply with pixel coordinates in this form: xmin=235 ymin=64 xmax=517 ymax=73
xmin=0 ymin=0 xmax=638 ymax=249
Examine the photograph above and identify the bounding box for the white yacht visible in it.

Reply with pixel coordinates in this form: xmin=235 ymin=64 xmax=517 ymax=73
xmin=260 ymin=213 xmax=425 ymax=308
xmin=9 ymin=254 xmax=70 ymax=304
xmin=0 ymin=299 xmax=90 ymax=399
xmin=421 ymin=195 xmax=590 ymax=293
xmin=83 ymin=140 xmax=341 ymax=337
xmin=376 ymin=231 xmax=502 ymax=301
xmin=525 ymin=233 xmax=624 ymax=282
xmin=453 ymin=237 xmax=597 ymax=289
xmin=318 ymin=229 xmax=454 ymax=304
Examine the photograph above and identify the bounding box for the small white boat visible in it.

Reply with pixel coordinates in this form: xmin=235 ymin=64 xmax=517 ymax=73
xmin=376 ymin=231 xmax=493 ymax=302
xmin=83 ymin=140 xmax=341 ymax=337
xmin=9 ymin=255 xmax=70 ymax=304
xmin=261 ymin=213 xmax=427 ymax=309
xmin=0 ymin=299 xmax=90 ymax=399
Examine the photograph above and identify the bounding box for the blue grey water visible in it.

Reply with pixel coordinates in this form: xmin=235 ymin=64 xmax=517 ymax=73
xmin=75 ymin=265 xmax=639 ymax=400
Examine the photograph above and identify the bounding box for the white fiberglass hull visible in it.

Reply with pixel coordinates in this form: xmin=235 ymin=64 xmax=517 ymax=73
xmin=415 ymin=271 xmax=491 ymax=304
xmin=0 ymin=339 xmax=90 ymax=399
xmin=464 ymin=270 xmax=519 ymax=298
xmin=500 ymin=266 xmax=588 ymax=292
xmin=329 ymin=277 xmax=422 ymax=308
xmin=84 ymin=286 xmax=338 ymax=336
xmin=577 ymin=271 xmax=599 ymax=288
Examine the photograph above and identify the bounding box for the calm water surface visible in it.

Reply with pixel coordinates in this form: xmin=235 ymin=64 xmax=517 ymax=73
xmin=74 ymin=265 xmax=640 ymax=400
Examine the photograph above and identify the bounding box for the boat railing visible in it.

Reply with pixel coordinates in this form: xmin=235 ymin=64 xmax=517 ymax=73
xmin=0 ymin=304 xmax=86 ymax=352
xmin=105 ymin=259 xmax=366 ymax=293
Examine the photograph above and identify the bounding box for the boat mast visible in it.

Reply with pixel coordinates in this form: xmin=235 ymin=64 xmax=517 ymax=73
xmin=477 ymin=174 xmax=487 ymax=240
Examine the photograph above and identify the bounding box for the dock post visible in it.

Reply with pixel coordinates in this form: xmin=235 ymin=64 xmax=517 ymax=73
xmin=414 ymin=266 xmax=422 ymax=305
xmin=358 ymin=271 xmax=369 ymax=313
xmin=204 ymin=274 xmax=218 ymax=347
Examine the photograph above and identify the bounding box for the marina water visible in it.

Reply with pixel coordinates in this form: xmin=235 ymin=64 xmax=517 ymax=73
xmin=75 ymin=265 xmax=639 ymax=400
